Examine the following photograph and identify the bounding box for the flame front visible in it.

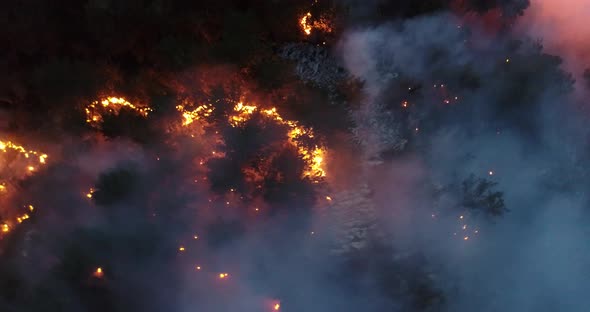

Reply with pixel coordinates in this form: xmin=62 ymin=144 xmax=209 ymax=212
xmin=178 ymin=100 xmax=327 ymax=181
xmin=0 ymin=139 xmax=47 ymax=238
xmin=300 ymin=12 xmax=313 ymax=35
xmin=85 ymin=97 xmax=152 ymax=127
xmin=177 ymin=103 xmax=214 ymax=126
xmin=229 ymin=102 xmax=327 ymax=180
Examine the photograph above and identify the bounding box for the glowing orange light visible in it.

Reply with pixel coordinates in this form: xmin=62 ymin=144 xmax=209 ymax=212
xmin=93 ymin=267 xmax=104 ymax=278
xmin=219 ymin=273 xmax=229 ymax=279
xmin=299 ymin=11 xmax=332 ymax=36
xmin=177 ymin=99 xmax=327 ymax=181
xmin=86 ymin=188 xmax=94 ymax=199
xmin=179 ymin=246 xmax=186 ymax=252
xmin=176 ymin=104 xmax=214 ymax=126
xmin=274 ymin=303 xmax=280 ymax=310
xmin=300 ymin=12 xmax=312 ymax=35
xmin=85 ymin=97 xmax=151 ymax=127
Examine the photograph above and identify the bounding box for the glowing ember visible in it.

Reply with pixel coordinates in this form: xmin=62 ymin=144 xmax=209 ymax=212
xmin=274 ymin=303 xmax=280 ymax=310
xmin=179 ymin=246 xmax=186 ymax=252
xmin=218 ymin=273 xmax=229 ymax=279
xmin=85 ymin=97 xmax=152 ymax=127
xmin=16 ymin=213 xmax=29 ymax=223
xmin=85 ymin=188 xmax=94 ymax=199
xmin=93 ymin=267 xmax=104 ymax=278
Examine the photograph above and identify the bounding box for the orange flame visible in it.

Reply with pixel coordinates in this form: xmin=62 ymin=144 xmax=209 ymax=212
xmin=299 ymin=12 xmax=333 ymax=36
xmin=85 ymin=97 xmax=152 ymax=127
xmin=0 ymin=139 xmax=46 ymax=238
xmin=300 ymin=12 xmax=313 ymax=35
xmin=178 ymin=99 xmax=327 ymax=181
xmin=227 ymin=102 xmax=327 ymax=180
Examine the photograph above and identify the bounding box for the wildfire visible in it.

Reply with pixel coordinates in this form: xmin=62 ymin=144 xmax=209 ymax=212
xmin=0 ymin=139 xmax=47 ymax=238
xmin=300 ymin=12 xmax=313 ymax=35
xmin=179 ymin=100 xmax=327 ymax=181
xmin=0 ymin=140 xmax=48 ymax=166
xmin=85 ymin=97 xmax=152 ymax=127
xmin=299 ymin=12 xmax=333 ymax=36
xmin=229 ymin=102 xmax=327 ymax=180
xmin=176 ymin=104 xmax=214 ymax=126
xmin=0 ymin=205 xmax=36 ymax=237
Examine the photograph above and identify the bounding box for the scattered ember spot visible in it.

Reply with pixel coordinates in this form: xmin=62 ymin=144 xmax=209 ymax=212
xmin=93 ymin=267 xmax=104 ymax=278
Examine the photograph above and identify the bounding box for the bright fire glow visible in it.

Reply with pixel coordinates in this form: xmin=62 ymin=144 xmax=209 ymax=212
xmin=300 ymin=12 xmax=313 ymax=35
xmin=179 ymin=100 xmax=327 ymax=181
xmin=0 ymin=140 xmax=48 ymax=165
xmin=176 ymin=104 xmax=214 ymax=126
xmin=0 ymin=139 xmax=47 ymax=238
xmin=299 ymin=12 xmax=333 ymax=36
xmin=93 ymin=267 xmax=104 ymax=278
xmin=229 ymin=103 xmax=327 ymax=180
xmin=85 ymin=97 xmax=152 ymax=127
xmin=86 ymin=188 xmax=94 ymax=199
